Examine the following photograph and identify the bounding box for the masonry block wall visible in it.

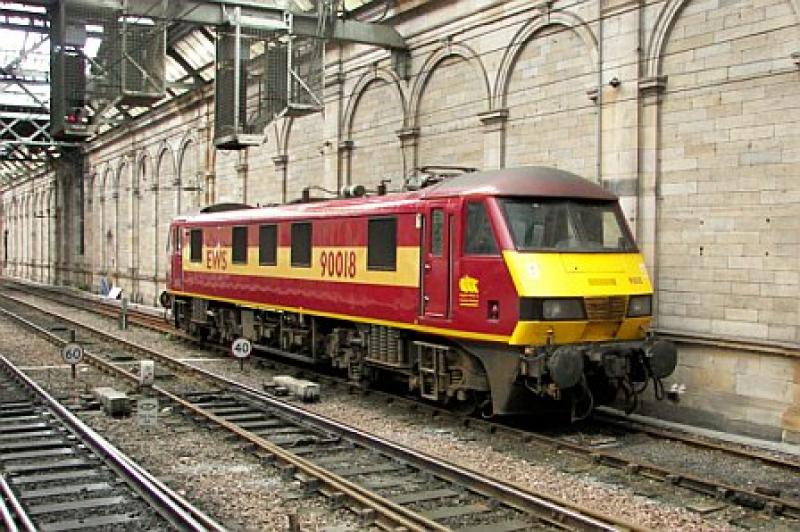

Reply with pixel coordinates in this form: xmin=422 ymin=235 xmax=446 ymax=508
xmin=1 ymin=0 xmax=798 ymax=440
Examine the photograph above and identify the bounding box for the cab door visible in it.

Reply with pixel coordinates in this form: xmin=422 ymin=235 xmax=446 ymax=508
xmin=421 ymin=201 xmax=453 ymax=318
xmin=170 ymin=226 xmax=184 ymax=291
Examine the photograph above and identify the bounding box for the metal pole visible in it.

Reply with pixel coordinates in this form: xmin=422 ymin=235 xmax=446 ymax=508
xmin=120 ymin=297 xmax=128 ymax=330
xmin=69 ymin=329 xmax=76 ymax=379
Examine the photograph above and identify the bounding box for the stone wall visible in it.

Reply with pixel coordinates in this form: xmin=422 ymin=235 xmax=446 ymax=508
xmin=1 ymin=0 xmax=798 ymax=440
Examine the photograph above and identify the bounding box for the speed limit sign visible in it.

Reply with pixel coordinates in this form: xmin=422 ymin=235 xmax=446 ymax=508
xmin=62 ymin=343 xmax=84 ymax=365
xmin=231 ymin=338 xmax=252 ymax=359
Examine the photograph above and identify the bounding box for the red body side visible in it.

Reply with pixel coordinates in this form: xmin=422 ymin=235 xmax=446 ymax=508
xmin=167 ymin=192 xmax=519 ymax=340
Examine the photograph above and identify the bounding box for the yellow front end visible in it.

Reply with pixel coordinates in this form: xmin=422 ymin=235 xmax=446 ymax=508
xmin=504 ymin=251 xmax=653 ymax=346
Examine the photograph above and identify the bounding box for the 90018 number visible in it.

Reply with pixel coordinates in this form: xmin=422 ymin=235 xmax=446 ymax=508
xmin=320 ymin=250 xmax=357 ymax=278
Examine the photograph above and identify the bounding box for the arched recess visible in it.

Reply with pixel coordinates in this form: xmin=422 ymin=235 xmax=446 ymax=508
xmin=496 ymin=13 xmax=599 ymax=177
xmin=343 ymin=68 xmax=407 ymax=189
xmin=99 ymin=168 xmax=112 ymax=273
xmin=284 ymin=113 xmax=325 ymax=202
xmin=644 ymin=0 xmax=800 ymax=79
xmin=652 ymin=0 xmax=800 ymax=342
xmin=44 ymin=190 xmax=51 ymax=283
xmin=494 ymin=12 xmax=599 ymax=108
xmin=112 ymin=160 xmax=127 ymax=278
xmin=11 ymin=198 xmax=19 ymax=274
xmin=136 ymin=152 xmax=156 ymax=286
xmin=410 ymin=43 xmax=490 ymax=171
xmin=22 ymin=192 xmax=33 ymax=279
xmin=30 ymin=192 xmax=39 ymax=280
xmin=177 ymin=137 xmax=200 ymax=214
xmin=10 ymin=198 xmax=18 ymax=274
xmin=25 ymin=193 xmax=33 ymax=277
xmin=38 ymin=190 xmax=47 ymax=279
xmin=156 ymin=144 xmax=176 ymax=283
xmin=84 ymin=172 xmax=94 ymax=276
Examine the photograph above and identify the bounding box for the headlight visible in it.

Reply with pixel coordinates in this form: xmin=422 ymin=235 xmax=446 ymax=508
xmin=519 ymin=298 xmax=586 ymax=321
xmin=542 ymin=298 xmax=585 ymax=320
xmin=627 ymin=295 xmax=652 ymax=317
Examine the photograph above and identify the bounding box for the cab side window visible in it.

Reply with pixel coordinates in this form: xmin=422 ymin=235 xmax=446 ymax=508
xmin=367 ymin=217 xmax=397 ymax=271
xmin=232 ymin=226 xmax=248 ymax=264
xmin=464 ymin=202 xmax=499 ymax=255
xmin=190 ymin=229 xmax=202 ymax=262
xmin=291 ymin=222 xmax=312 ymax=267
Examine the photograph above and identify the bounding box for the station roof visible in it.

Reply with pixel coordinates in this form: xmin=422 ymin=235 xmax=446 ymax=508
xmin=0 ymin=0 xmax=382 ymax=187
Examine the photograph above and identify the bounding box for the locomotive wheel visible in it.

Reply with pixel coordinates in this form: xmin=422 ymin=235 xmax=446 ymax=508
xmin=448 ymin=391 xmax=479 ymax=417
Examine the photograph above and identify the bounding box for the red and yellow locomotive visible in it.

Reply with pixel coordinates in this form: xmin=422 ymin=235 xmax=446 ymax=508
xmin=165 ymin=167 xmax=677 ymax=419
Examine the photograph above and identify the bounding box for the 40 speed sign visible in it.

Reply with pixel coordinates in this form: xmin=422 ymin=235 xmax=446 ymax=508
xmin=231 ymin=338 xmax=252 ymax=358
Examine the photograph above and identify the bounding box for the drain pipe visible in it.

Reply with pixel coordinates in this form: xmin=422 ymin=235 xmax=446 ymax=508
xmin=596 ymin=1 xmax=603 ymax=185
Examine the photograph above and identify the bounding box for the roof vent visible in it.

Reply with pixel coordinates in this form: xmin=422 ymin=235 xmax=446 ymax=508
xmin=340 ymin=184 xmax=366 ymax=198
xmin=200 ymin=203 xmax=253 ymax=213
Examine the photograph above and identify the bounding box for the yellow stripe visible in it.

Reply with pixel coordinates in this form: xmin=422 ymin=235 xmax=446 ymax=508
xmin=182 ymin=246 xmax=419 ymax=287
xmin=167 ymin=289 xmax=510 ymax=343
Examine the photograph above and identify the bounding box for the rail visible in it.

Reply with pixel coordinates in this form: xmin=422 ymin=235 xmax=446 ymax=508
xmin=0 ymin=351 xmax=225 ymax=532
xmin=0 ymin=291 xmax=635 ymax=531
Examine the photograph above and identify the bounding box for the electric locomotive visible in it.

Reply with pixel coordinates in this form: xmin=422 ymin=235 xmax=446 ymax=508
xmin=163 ymin=166 xmax=677 ymax=419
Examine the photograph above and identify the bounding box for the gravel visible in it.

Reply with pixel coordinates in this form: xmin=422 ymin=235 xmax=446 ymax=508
xmin=4 ymin=291 xmax=791 ymax=530
xmin=0 ymin=314 xmax=362 ymax=531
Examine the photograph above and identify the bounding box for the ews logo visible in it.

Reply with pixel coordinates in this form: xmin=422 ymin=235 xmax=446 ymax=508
xmin=206 ymin=249 xmax=228 ymax=271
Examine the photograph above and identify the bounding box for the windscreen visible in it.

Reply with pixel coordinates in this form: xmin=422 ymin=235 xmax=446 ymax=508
xmin=500 ymin=198 xmax=636 ymax=252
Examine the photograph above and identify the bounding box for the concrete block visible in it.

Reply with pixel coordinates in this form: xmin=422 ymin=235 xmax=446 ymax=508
xmin=272 ymin=375 xmax=320 ymax=402
xmin=92 ymin=387 xmax=131 ymax=416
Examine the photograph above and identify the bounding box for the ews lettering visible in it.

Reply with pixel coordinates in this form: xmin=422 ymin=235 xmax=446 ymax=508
xmin=206 ymin=249 xmax=228 ymax=271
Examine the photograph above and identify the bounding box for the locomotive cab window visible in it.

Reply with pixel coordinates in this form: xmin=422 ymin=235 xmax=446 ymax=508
xmin=291 ymin=222 xmax=312 ymax=267
xmin=368 ymin=217 xmax=397 ymax=271
xmin=190 ymin=229 xmax=202 ymax=262
xmin=232 ymin=226 xmax=248 ymax=264
xmin=431 ymin=209 xmax=444 ymax=256
xmin=259 ymin=224 xmax=277 ymax=266
xmin=501 ymin=198 xmax=635 ymax=252
xmin=464 ymin=202 xmax=499 ymax=255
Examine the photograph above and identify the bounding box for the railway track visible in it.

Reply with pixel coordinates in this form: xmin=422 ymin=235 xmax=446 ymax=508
xmin=0 ymin=353 xmax=222 ymax=532
xmin=3 ymin=281 xmax=799 ymax=522
xmin=7 ymin=281 xmax=799 ymax=462
xmin=0 ymin=289 xmax=635 ymax=531
xmin=4 ymin=282 xmax=800 ymax=519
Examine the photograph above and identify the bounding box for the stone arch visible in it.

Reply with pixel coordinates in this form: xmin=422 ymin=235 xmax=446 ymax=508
xmin=155 ymin=143 xmax=176 ymax=284
xmin=112 ymin=159 xmax=128 ymax=278
xmin=644 ymin=0 xmax=800 ymax=78
xmin=177 ymin=137 xmax=200 ymax=213
xmin=498 ymin=11 xmax=600 ymax=177
xmin=135 ymin=151 xmax=154 ymax=295
xmin=99 ymin=167 xmax=112 ymax=273
xmin=410 ymin=42 xmax=491 ymax=171
xmin=494 ymin=12 xmax=599 ymax=109
xmin=343 ymin=68 xmax=407 ymax=135
xmin=31 ymin=191 xmax=40 ymax=280
xmin=40 ymin=189 xmax=48 ymax=277
xmin=409 ymin=42 xmax=491 ymax=129
xmin=343 ymin=68 xmax=407 ymax=189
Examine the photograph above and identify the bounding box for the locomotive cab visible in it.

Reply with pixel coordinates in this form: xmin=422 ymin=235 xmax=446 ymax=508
xmin=430 ymin=169 xmax=678 ymax=418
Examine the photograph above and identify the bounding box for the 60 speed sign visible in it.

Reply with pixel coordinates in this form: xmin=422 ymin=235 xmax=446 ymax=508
xmin=62 ymin=343 xmax=84 ymax=365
